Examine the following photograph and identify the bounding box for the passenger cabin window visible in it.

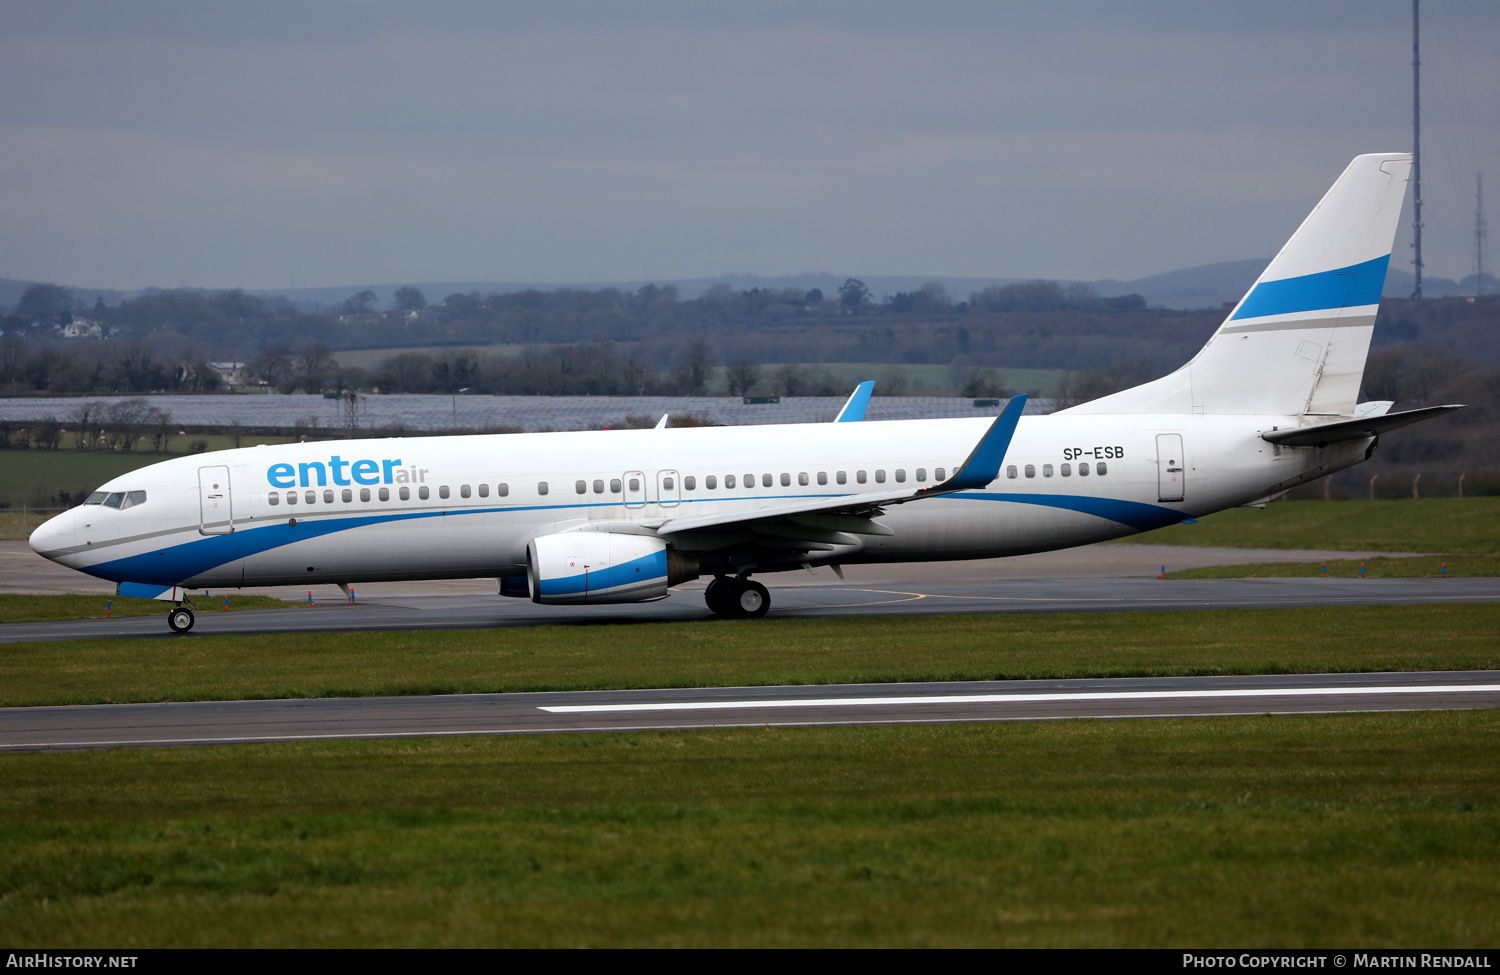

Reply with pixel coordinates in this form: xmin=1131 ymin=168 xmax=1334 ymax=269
xmin=875 ymin=470 xmax=886 ymax=483
xmin=1079 ymin=463 xmax=1090 ymax=476
xmin=780 ymin=473 xmax=790 ymax=487
xmin=360 ymin=488 xmax=371 ymax=501
xmin=461 ymin=484 xmax=472 ymax=498
xmin=1007 ymin=466 xmax=1018 ymax=479
xmin=817 ymin=472 xmax=828 ymax=485
xmin=269 ymin=492 xmax=280 ymax=505
xmin=610 ymin=479 xmax=622 ymax=493
xmin=419 ymin=486 xmax=430 ymax=500
xmin=663 ymin=476 xmax=675 ymax=491
xmin=894 ymin=469 xmax=906 ymax=483
xmin=379 ymin=487 xmax=390 ymax=501
xmin=705 ymin=475 xmax=717 ymax=490
xmin=439 ymin=485 xmax=450 ymax=499
xmin=916 ymin=469 xmax=926 ymax=482
xmin=593 ymin=479 xmax=604 ymax=494
xmin=1061 ymin=463 xmax=1072 ymax=477
xmin=856 ymin=471 xmax=867 ymax=484
xmin=935 ymin=468 xmax=945 ymax=481
xmin=538 ymin=482 xmax=548 ymax=495
xmin=1042 ymin=464 xmax=1054 ymax=478
xmin=725 ymin=474 xmax=736 ymax=489
xmin=1025 ymin=465 xmax=1036 ymax=478
xmin=628 ymin=478 xmax=639 ymax=492
xmin=1097 ymin=462 xmax=1108 ymax=476
xmin=323 ymin=489 xmax=334 ymax=503
xmin=575 ymin=481 xmax=587 ymax=494
xmin=400 ymin=486 xmax=411 ymax=500
xmin=478 ymin=483 xmax=489 ymax=497
xmin=837 ymin=471 xmax=847 ymax=485
xmin=286 ymin=491 xmax=298 ymax=504
xmin=684 ymin=476 xmax=696 ymax=491
xmin=121 ymin=491 xmax=147 ymax=509
xmin=798 ymin=472 xmax=809 ymax=486
xmin=342 ymin=489 xmax=353 ymax=502
xmin=498 ymin=483 xmax=509 ymax=497
xmin=305 ymin=490 xmax=316 ymax=504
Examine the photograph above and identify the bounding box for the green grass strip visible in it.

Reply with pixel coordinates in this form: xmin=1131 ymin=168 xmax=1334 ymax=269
xmin=1115 ymin=498 xmax=1500 ymax=554
xmin=3 ymin=603 xmax=1499 ymax=708
xmin=0 ymin=593 xmax=291 ymax=624
xmin=1 ymin=712 xmax=1497 ymax=946
xmin=1168 ymin=555 xmax=1500 ymax=579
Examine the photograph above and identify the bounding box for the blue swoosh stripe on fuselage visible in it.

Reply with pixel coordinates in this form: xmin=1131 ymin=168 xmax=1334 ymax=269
xmin=88 ymin=490 xmax=1188 ymax=585
xmin=1230 ymin=254 xmax=1389 ymax=321
xmin=949 ymin=492 xmax=1188 ymax=532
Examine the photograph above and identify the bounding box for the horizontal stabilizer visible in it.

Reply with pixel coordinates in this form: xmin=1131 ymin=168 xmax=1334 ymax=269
xmin=835 ymin=381 xmax=875 ymax=422
xmin=1261 ymin=404 xmax=1465 ymax=448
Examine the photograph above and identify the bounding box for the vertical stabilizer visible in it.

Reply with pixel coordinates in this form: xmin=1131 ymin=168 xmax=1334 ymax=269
xmin=1067 ymin=153 xmax=1412 ymax=416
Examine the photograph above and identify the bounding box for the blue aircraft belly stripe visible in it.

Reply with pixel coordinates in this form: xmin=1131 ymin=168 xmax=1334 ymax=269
xmin=953 ymin=492 xmax=1188 ymax=531
xmin=1230 ymin=254 xmax=1389 ymax=321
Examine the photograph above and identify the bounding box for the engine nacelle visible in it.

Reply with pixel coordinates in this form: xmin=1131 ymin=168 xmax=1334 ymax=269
xmin=527 ymin=531 xmax=698 ymax=604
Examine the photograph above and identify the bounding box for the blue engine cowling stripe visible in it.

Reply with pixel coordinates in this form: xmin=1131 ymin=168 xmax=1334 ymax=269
xmin=536 ymin=548 xmax=669 ymax=598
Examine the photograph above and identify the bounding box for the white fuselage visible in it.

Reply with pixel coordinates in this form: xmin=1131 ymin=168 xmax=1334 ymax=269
xmin=28 ymin=411 xmax=1368 ymax=591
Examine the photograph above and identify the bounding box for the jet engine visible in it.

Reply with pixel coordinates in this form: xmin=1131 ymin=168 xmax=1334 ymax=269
xmin=526 ymin=532 xmax=699 ymax=604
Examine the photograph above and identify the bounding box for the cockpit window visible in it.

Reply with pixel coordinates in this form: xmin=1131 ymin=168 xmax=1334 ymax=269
xmin=103 ymin=492 xmax=125 ymax=508
xmin=86 ymin=492 xmax=108 ymax=505
xmin=120 ymin=491 xmax=147 ymax=510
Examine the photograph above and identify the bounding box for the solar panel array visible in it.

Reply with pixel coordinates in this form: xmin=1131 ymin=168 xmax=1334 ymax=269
xmin=0 ymin=394 xmax=1055 ymax=432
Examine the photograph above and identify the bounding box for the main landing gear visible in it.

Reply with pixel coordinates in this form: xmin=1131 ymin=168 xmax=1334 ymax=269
xmin=167 ymin=602 xmax=196 ymax=633
xmin=704 ymin=576 xmax=770 ymax=619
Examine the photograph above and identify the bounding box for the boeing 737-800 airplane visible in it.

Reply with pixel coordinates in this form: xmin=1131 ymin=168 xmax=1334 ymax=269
xmin=29 ymin=153 xmax=1461 ymax=632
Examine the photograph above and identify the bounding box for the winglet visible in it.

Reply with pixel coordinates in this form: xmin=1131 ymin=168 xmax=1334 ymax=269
xmin=926 ymin=394 xmax=1027 ymax=493
xmin=834 ymin=381 xmax=875 ymax=422
xmin=654 ymin=414 xmax=669 ymax=430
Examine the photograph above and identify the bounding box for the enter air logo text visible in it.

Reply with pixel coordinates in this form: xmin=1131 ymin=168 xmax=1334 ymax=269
xmin=267 ymin=456 xmax=429 ymax=488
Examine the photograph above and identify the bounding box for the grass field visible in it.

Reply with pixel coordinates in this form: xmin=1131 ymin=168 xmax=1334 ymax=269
xmin=1 ymin=710 xmax=1496 ymax=946
xmin=0 ymin=594 xmax=290 ymax=624
xmin=0 ymin=436 xmax=297 ymax=533
xmin=1168 ymin=556 xmax=1500 ymax=579
xmin=3 ymin=603 xmax=1497 ymax=709
xmin=1122 ymin=498 xmax=1500 ymax=555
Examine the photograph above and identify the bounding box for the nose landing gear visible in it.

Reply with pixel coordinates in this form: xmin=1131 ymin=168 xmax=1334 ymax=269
xmin=704 ymin=577 xmax=770 ymax=619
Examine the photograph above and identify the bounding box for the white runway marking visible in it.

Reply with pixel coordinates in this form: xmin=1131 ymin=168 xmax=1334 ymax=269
xmin=540 ymin=683 xmax=1500 ymax=713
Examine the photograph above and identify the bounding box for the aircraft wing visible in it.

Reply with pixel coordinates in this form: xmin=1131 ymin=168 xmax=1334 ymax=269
xmin=656 ymin=395 xmax=1027 ymax=539
xmin=1261 ymin=404 xmax=1465 ymax=448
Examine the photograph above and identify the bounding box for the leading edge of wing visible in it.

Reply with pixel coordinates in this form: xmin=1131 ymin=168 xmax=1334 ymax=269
xmin=655 ymin=395 xmax=1028 ymax=536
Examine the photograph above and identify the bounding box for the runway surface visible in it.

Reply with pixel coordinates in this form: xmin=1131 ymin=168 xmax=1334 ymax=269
xmin=4 ymin=671 xmax=1497 ymax=751
xmin=3 ymin=576 xmax=1495 ymax=644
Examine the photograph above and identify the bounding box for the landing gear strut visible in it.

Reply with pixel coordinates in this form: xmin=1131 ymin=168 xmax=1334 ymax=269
xmin=167 ymin=603 xmax=196 ymax=633
xmin=705 ymin=577 xmax=770 ymax=619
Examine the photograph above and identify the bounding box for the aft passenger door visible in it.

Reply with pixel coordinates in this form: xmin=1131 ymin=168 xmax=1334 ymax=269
xmin=198 ymin=465 xmax=234 ymax=534
xmin=1156 ymin=434 xmax=1185 ymax=502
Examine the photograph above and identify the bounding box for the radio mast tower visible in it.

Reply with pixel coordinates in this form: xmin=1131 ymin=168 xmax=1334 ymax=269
xmin=1478 ymin=174 xmax=1488 ymax=297
xmin=1411 ymin=0 xmax=1424 ymax=300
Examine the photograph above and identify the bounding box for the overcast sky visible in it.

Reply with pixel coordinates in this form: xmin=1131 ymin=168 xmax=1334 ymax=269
xmin=2 ymin=1 xmax=1497 ymax=291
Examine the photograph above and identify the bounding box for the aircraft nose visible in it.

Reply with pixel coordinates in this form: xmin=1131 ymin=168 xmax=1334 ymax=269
xmin=28 ymin=507 xmax=76 ymax=561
